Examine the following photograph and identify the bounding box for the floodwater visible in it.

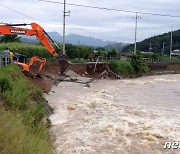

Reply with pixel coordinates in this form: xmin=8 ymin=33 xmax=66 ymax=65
xmin=45 ymin=74 xmax=180 ymax=154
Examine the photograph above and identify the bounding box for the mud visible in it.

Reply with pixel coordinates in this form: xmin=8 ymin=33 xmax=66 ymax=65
xmin=25 ymin=61 xmax=60 ymax=93
xmin=26 ymin=62 xmax=111 ymax=93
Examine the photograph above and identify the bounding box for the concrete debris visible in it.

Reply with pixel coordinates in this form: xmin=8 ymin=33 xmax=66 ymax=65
xmin=65 ymin=70 xmax=79 ymax=77
xmin=64 ymin=76 xmax=93 ymax=84
xmin=84 ymin=83 xmax=90 ymax=88
xmin=100 ymin=70 xmax=109 ymax=79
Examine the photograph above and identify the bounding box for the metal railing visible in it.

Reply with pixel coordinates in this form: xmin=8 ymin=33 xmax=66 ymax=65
xmin=0 ymin=54 xmax=18 ymax=67
xmin=0 ymin=54 xmax=11 ymax=67
xmin=92 ymin=57 xmax=180 ymax=64
xmin=97 ymin=56 xmax=121 ymax=62
xmin=142 ymin=58 xmax=180 ymax=64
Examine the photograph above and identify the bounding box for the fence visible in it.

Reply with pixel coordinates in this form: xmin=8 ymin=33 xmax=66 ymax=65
xmin=142 ymin=58 xmax=180 ymax=64
xmin=0 ymin=54 xmax=11 ymax=67
xmin=0 ymin=54 xmax=20 ymax=67
xmin=95 ymin=57 xmax=180 ymax=64
xmin=97 ymin=56 xmax=121 ymax=62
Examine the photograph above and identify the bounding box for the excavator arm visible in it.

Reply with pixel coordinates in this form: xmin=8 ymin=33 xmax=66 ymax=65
xmin=0 ymin=23 xmax=59 ymax=57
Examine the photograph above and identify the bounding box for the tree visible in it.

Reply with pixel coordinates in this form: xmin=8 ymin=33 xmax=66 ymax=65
xmin=0 ymin=35 xmax=20 ymax=43
xmin=108 ymin=48 xmax=118 ymax=57
xmin=65 ymin=44 xmax=78 ymax=59
xmin=77 ymin=46 xmax=90 ymax=59
xmin=130 ymin=51 xmax=149 ymax=74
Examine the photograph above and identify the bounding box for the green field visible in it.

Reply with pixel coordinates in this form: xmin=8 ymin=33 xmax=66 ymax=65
xmin=0 ymin=42 xmax=57 ymax=61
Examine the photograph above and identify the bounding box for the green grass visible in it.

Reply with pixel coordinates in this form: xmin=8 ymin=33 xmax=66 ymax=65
xmin=0 ymin=65 xmax=53 ymax=154
xmin=0 ymin=109 xmax=52 ymax=154
xmin=109 ymin=60 xmax=134 ymax=77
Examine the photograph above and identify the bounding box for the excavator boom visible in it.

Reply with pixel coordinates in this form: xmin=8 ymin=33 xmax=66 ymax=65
xmin=0 ymin=23 xmax=58 ymax=57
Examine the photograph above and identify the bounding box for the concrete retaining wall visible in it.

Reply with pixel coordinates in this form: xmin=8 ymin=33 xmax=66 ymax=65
xmin=148 ymin=63 xmax=180 ymax=71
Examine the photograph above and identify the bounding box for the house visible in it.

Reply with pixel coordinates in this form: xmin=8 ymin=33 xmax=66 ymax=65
xmin=171 ymin=49 xmax=180 ymax=56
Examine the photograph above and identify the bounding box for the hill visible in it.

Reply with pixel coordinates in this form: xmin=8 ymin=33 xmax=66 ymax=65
xmin=104 ymin=42 xmax=129 ymax=51
xmin=20 ymin=32 xmax=126 ymax=48
xmin=123 ymin=30 xmax=180 ymax=55
xmin=66 ymin=34 xmax=114 ymax=47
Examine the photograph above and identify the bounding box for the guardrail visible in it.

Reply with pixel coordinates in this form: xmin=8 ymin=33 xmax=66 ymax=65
xmin=0 ymin=54 xmax=11 ymax=67
xmin=96 ymin=56 xmax=121 ymax=62
xmin=95 ymin=57 xmax=180 ymax=64
xmin=142 ymin=58 xmax=180 ymax=64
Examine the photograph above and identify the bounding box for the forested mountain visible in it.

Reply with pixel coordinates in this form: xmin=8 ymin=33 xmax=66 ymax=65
xmin=123 ymin=30 xmax=180 ymax=55
xmin=20 ymin=32 xmax=116 ymax=47
xmin=104 ymin=42 xmax=128 ymax=51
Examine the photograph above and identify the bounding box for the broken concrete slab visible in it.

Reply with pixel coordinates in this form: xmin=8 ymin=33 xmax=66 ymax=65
xmin=63 ymin=76 xmax=93 ymax=84
xmin=65 ymin=70 xmax=79 ymax=77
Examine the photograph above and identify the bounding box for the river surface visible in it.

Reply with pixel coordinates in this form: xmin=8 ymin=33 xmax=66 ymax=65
xmin=45 ymin=74 xmax=180 ymax=154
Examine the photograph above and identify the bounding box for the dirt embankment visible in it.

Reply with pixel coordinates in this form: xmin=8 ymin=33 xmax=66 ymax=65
xmin=26 ymin=62 xmax=114 ymax=93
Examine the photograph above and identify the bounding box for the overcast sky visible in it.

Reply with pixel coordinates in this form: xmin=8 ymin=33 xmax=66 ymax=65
xmin=0 ymin=0 xmax=180 ymax=43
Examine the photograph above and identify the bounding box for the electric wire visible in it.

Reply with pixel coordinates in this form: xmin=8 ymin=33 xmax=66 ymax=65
xmin=0 ymin=2 xmax=130 ymax=41
xmin=38 ymin=0 xmax=180 ymax=18
xmin=0 ymin=1 xmax=178 ymax=43
xmin=0 ymin=3 xmax=62 ymax=25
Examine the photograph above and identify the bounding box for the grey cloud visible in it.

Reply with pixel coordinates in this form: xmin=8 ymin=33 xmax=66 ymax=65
xmin=0 ymin=0 xmax=180 ymax=43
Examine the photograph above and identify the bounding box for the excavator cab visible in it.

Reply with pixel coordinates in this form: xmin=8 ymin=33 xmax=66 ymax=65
xmin=13 ymin=53 xmax=27 ymax=63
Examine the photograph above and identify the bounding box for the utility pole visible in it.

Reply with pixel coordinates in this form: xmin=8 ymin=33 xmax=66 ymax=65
xmin=109 ymin=43 xmax=111 ymax=51
xmin=62 ymin=0 xmax=70 ymax=55
xmin=170 ymin=30 xmax=173 ymax=58
xmin=149 ymin=42 xmax=152 ymax=53
xmin=162 ymin=42 xmax=165 ymax=56
xmin=134 ymin=12 xmax=141 ymax=55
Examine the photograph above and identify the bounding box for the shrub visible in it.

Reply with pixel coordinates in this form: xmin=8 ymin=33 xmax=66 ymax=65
xmin=131 ymin=51 xmax=149 ymax=74
xmin=0 ymin=78 xmax=11 ymax=93
xmin=109 ymin=60 xmax=134 ymax=77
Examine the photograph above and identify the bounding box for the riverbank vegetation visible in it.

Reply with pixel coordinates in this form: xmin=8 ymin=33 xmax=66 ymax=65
xmin=109 ymin=52 xmax=149 ymax=77
xmin=0 ymin=65 xmax=52 ymax=154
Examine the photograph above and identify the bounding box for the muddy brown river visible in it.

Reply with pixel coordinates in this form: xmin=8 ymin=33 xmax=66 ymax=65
xmin=45 ymin=74 xmax=180 ymax=154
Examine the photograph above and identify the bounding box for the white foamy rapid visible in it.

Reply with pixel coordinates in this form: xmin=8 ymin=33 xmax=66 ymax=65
xmin=45 ymin=74 xmax=180 ymax=154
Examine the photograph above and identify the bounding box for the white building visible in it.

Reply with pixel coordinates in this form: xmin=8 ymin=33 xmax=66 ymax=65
xmin=171 ymin=49 xmax=180 ymax=56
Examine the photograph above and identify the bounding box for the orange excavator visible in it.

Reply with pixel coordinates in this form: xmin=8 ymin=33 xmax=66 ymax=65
xmin=0 ymin=22 xmax=70 ymax=76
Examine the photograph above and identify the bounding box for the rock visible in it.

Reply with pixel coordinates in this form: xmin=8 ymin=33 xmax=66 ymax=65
xmin=64 ymin=76 xmax=93 ymax=84
xmin=65 ymin=70 xmax=79 ymax=77
xmin=84 ymin=83 xmax=90 ymax=88
xmin=67 ymin=104 xmax=77 ymax=110
xmin=100 ymin=70 xmax=109 ymax=79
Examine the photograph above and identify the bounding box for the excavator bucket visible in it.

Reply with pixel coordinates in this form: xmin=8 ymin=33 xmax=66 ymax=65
xmin=57 ymin=55 xmax=71 ymax=75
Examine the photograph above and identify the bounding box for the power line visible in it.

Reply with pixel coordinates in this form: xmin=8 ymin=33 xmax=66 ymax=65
xmin=0 ymin=3 xmax=37 ymax=21
xmin=0 ymin=2 xmax=132 ymax=41
xmin=140 ymin=17 xmax=163 ymax=31
xmin=38 ymin=0 xmax=180 ymax=18
xmin=0 ymin=3 xmax=62 ymax=25
xmin=83 ymin=0 xmax=104 ymax=8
